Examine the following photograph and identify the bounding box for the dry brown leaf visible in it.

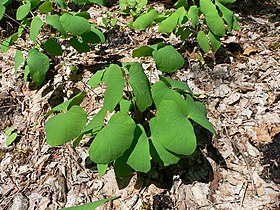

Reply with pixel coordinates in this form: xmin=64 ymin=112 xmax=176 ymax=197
xmin=243 ymin=47 xmax=262 ymax=56
xmin=254 ymin=125 xmax=272 ymax=144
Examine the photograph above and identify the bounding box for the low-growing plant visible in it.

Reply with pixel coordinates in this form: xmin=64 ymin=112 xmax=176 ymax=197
xmin=0 ymin=0 xmax=105 ymax=85
xmin=45 ymin=43 xmax=216 ymax=178
xmin=130 ymin=0 xmax=240 ymax=52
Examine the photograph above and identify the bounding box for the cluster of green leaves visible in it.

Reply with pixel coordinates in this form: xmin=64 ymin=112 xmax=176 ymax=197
xmin=0 ymin=0 xmax=105 ymax=85
xmin=45 ymin=44 xmax=216 ymax=178
xmin=130 ymin=0 xmax=239 ymax=52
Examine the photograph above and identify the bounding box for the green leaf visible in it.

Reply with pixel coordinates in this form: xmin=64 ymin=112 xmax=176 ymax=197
xmin=217 ymin=0 xmax=235 ymax=4
xmin=76 ymin=11 xmax=90 ymax=19
xmin=150 ymin=118 xmax=180 ymax=166
xmin=233 ymin=15 xmax=240 ymax=30
xmin=127 ymin=125 xmax=150 ymax=173
xmin=89 ymin=112 xmax=136 ymax=164
xmin=200 ymin=0 xmax=225 ymax=36
xmin=87 ymin=70 xmax=104 ymax=88
xmin=44 ymin=38 xmax=63 ymax=56
xmin=39 ymin=1 xmax=52 ymax=13
xmin=0 ymin=0 xmax=10 ymax=6
xmin=158 ymin=12 xmax=179 ymax=33
xmin=81 ymin=28 xmax=105 ymax=44
xmin=215 ymin=0 xmax=234 ymax=32
xmin=30 ymin=16 xmax=43 ymax=42
xmin=152 ymin=45 xmax=184 ymax=72
xmin=0 ymin=3 xmax=5 ymax=20
xmin=27 ymin=49 xmax=49 ymax=86
xmin=87 ymin=0 xmax=105 ymax=6
xmin=156 ymin=100 xmax=197 ymax=155
xmin=159 ymin=76 xmax=193 ymax=94
xmin=205 ymin=13 xmax=225 ymax=37
xmin=209 ymin=32 xmax=221 ymax=53
xmin=175 ymin=27 xmax=191 ymax=40
xmin=132 ymin=46 xmax=154 ymax=57
xmin=72 ymin=0 xmax=88 ymax=5
xmin=16 ymin=1 xmax=31 ymax=20
xmin=60 ymin=196 xmax=120 ymax=210
xmin=24 ymin=65 xmax=30 ymax=82
xmin=46 ymin=106 xmax=87 ymax=146
xmin=60 ymin=13 xmax=91 ymax=35
xmin=188 ymin=5 xmax=199 ymax=28
xmin=128 ymin=63 xmax=152 ymax=112
xmin=30 ymin=0 xmax=41 ymax=8
xmin=151 ymin=81 xmax=187 ymax=113
xmin=132 ymin=9 xmax=158 ymax=30
xmin=175 ymin=6 xmax=187 ymax=25
xmin=82 ymin=108 xmax=106 ymax=134
xmin=46 ymin=14 xmax=66 ymax=35
xmin=69 ymin=37 xmax=90 ymax=53
xmin=102 ymin=64 xmax=125 ymax=112
xmin=45 ymin=92 xmax=86 ymax=118
xmin=6 ymin=133 xmax=17 ymax=146
xmin=114 ymin=152 xmax=134 ymax=178
xmin=120 ymin=99 xmax=131 ymax=113
xmin=14 ymin=50 xmax=24 ymax=78
xmin=97 ymin=164 xmax=108 ymax=176
xmin=55 ymin=0 xmax=67 ymax=8
xmin=5 ymin=127 xmax=14 ymax=136
xmin=185 ymin=95 xmax=216 ymax=134
xmin=197 ymin=31 xmax=209 ymax=53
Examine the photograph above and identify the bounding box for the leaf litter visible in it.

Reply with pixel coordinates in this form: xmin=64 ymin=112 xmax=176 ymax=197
xmin=0 ymin=1 xmax=280 ymax=209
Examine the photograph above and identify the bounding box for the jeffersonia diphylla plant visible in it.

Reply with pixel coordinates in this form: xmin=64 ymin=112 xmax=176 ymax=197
xmin=45 ymin=43 xmax=216 ymax=178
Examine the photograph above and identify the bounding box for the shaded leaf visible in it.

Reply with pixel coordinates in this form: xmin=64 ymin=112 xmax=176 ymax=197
xmin=46 ymin=14 xmax=66 ymax=34
xmin=27 ymin=49 xmax=49 ymax=85
xmin=0 ymin=3 xmax=5 ymax=20
xmin=69 ymin=37 xmax=90 ymax=53
xmin=209 ymin=32 xmax=221 ymax=52
xmin=44 ymin=38 xmax=63 ymax=56
xmin=127 ymin=125 xmax=151 ymax=172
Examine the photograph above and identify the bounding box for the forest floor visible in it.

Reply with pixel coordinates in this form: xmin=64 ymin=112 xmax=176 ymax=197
xmin=0 ymin=0 xmax=280 ymax=209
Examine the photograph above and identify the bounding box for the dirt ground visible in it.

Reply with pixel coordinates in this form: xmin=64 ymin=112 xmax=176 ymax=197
xmin=0 ymin=1 xmax=280 ymax=209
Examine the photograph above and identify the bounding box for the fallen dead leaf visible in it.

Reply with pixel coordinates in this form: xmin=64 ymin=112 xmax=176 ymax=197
xmin=254 ymin=124 xmax=272 ymax=145
xmin=243 ymin=47 xmax=262 ymax=56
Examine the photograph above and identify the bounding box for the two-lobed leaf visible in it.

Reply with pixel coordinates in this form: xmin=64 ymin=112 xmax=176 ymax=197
xmin=87 ymin=70 xmax=104 ymax=88
xmin=89 ymin=112 xmax=136 ymax=164
xmin=128 ymin=63 xmax=152 ymax=112
xmin=156 ymin=100 xmax=197 ymax=155
xmin=39 ymin=1 xmax=52 ymax=13
xmin=27 ymin=49 xmax=49 ymax=86
xmin=46 ymin=106 xmax=87 ymax=146
xmin=209 ymin=32 xmax=221 ymax=52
